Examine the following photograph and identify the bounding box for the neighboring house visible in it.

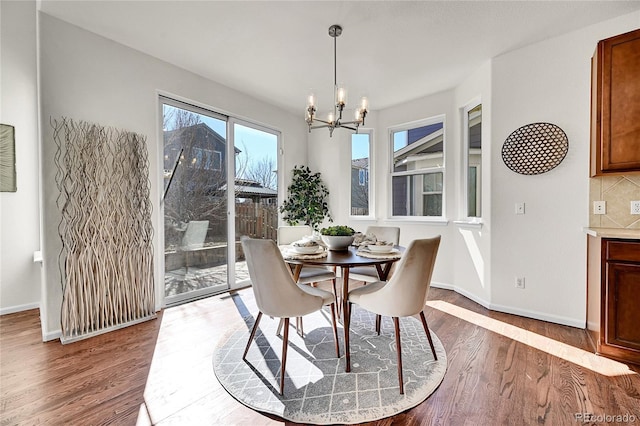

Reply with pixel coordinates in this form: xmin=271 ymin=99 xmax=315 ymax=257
xmin=163 ymin=122 xmax=240 ymax=182
xmin=392 ymin=122 xmax=444 ymax=216
xmin=350 ymin=157 xmax=369 ymax=213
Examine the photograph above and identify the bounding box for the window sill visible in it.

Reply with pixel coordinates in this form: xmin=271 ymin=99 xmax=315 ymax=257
xmin=386 ymin=217 xmax=449 ymax=226
xmin=453 ymin=220 xmax=483 ymax=229
xmin=349 ymin=215 xmax=377 ymax=221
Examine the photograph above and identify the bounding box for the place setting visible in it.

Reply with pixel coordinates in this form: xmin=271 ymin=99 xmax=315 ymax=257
xmin=353 ymin=232 xmax=403 ymax=260
xmin=279 ymin=237 xmax=328 ymax=260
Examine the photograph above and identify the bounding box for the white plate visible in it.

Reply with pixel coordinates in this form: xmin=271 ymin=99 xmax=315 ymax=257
xmin=366 ymin=245 xmax=394 ymax=253
xmin=293 ymin=245 xmax=322 ymax=254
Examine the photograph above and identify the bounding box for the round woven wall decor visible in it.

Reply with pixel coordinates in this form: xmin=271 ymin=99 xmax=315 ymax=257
xmin=501 ymin=122 xmax=568 ymax=175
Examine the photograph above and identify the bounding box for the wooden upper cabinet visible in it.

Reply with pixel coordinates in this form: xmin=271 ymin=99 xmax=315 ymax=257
xmin=591 ymin=28 xmax=640 ymax=176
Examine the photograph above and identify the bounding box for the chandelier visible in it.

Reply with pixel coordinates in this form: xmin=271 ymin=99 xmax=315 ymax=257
xmin=305 ymin=25 xmax=369 ymax=137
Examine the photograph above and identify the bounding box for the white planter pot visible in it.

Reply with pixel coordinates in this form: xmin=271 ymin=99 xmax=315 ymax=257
xmin=321 ymin=235 xmax=355 ymax=251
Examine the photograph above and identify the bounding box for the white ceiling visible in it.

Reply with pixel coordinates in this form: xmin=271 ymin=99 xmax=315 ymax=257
xmin=39 ymin=1 xmax=640 ymax=116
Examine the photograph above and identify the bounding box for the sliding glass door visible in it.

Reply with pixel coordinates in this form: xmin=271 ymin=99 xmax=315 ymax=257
xmin=161 ymin=97 xmax=279 ymax=306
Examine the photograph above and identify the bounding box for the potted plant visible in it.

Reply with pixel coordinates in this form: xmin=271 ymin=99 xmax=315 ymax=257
xmin=320 ymin=225 xmax=355 ymax=250
xmin=279 ymin=165 xmax=332 ymax=231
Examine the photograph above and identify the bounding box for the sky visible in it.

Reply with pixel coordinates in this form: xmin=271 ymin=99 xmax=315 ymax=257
xmin=164 ymin=105 xmax=278 ymax=181
xmin=164 ymin=104 xmax=370 ymax=184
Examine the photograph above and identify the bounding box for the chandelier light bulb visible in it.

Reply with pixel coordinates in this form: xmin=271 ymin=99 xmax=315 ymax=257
xmin=355 ymin=108 xmax=362 ymax=121
xmin=307 ymin=93 xmax=315 ymax=108
xmin=360 ymin=97 xmax=369 ymax=112
xmin=336 ymin=87 xmax=347 ymax=106
xmin=327 ymin=112 xmax=335 ymax=125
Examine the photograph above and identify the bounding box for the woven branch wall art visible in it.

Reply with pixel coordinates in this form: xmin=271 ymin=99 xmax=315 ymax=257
xmin=501 ymin=122 xmax=569 ymax=175
xmin=53 ymin=117 xmax=155 ymax=343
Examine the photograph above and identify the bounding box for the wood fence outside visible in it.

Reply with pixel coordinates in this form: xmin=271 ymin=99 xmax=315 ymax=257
xmin=235 ymin=202 xmax=278 ymax=241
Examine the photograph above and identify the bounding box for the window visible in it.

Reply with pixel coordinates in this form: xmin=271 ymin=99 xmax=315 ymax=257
xmin=351 ymin=131 xmax=371 ymax=216
xmin=463 ymin=102 xmax=482 ymax=218
xmin=213 ymin=150 xmax=222 ymax=171
xmin=358 ymin=169 xmax=368 ymax=186
xmin=390 ymin=116 xmax=445 ymax=217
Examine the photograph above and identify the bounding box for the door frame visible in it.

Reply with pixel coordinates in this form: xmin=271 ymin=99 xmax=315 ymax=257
xmin=157 ymin=95 xmax=281 ymax=308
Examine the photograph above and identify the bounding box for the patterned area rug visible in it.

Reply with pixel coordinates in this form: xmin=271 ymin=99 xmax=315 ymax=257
xmin=213 ymin=305 xmax=447 ymax=424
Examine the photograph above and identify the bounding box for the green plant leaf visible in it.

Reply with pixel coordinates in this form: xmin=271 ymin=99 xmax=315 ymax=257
xmin=279 ymin=165 xmax=332 ymax=230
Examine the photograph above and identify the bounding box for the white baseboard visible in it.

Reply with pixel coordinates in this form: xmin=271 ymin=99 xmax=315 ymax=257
xmin=430 ymin=281 xmax=585 ymax=329
xmin=43 ymin=329 xmax=62 ymax=342
xmin=487 ymin=302 xmax=586 ymax=329
xmin=0 ymin=302 xmax=40 ymax=316
xmin=431 ymin=281 xmax=492 ymax=310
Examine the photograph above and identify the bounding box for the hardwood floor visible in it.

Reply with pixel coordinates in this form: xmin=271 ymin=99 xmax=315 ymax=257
xmin=1 ymin=286 xmax=638 ymax=425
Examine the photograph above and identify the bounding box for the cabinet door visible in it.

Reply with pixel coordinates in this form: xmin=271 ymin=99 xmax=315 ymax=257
xmin=605 ymin=262 xmax=640 ymax=352
xmin=591 ymin=29 xmax=640 ymax=175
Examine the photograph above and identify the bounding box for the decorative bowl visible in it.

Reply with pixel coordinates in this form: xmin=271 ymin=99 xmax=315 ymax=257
xmin=321 ymin=235 xmax=354 ymax=251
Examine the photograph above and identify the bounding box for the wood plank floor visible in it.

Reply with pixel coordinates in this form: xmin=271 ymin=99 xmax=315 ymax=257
xmin=1 ymin=286 xmax=638 ymax=425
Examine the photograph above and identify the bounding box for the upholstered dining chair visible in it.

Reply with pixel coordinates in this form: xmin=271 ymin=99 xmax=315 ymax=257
xmin=349 ymin=226 xmax=401 ymax=284
xmin=346 ymin=236 xmax=441 ymax=394
xmin=277 ymin=225 xmax=337 ymax=291
xmin=240 ymin=236 xmax=340 ymax=395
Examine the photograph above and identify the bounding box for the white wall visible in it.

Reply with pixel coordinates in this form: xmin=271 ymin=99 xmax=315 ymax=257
xmin=451 ymin=60 xmax=492 ymax=306
xmin=342 ymin=89 xmax=456 ymax=288
xmin=313 ymin=11 xmax=640 ymax=328
xmin=490 ymin=11 xmax=640 ymax=327
xmin=37 ymin=13 xmax=307 ymax=339
xmin=0 ymin=0 xmax=42 ymax=314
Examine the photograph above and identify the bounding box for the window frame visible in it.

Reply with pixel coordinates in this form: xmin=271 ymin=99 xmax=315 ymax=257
xmin=462 ymin=99 xmax=482 ymax=221
xmin=388 ymin=115 xmax=447 ymax=221
xmin=349 ymin=128 xmax=374 ymax=220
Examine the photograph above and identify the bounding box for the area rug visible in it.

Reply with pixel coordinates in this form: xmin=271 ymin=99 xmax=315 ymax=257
xmin=212 ymin=305 xmax=447 ymax=424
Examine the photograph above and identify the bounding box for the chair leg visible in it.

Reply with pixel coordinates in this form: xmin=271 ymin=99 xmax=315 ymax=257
xmin=375 ymin=314 xmax=382 ymax=335
xmin=280 ymin=317 xmax=290 ymax=395
xmin=296 ymin=317 xmax=304 ymax=337
xmin=243 ymin=311 xmax=263 ymax=360
xmin=345 ymin=302 xmax=352 ymax=372
xmin=330 ymin=303 xmax=340 ymax=357
xmin=331 ymin=278 xmax=340 ymax=317
xmin=393 ymin=317 xmax=404 ymax=394
xmin=277 ymin=317 xmax=303 ymax=337
xmin=419 ymin=311 xmax=438 ymax=361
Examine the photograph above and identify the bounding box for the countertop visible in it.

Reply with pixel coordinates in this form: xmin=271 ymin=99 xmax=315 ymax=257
xmin=584 ymin=227 xmax=640 ymax=239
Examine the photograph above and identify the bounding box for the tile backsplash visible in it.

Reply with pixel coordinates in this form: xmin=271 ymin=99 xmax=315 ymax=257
xmin=589 ymin=174 xmax=640 ymax=229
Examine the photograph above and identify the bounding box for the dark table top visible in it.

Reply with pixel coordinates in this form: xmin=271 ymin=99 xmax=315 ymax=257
xmin=283 ymin=245 xmax=403 ymax=268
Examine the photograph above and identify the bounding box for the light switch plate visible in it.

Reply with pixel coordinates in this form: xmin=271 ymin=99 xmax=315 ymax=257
xmin=515 ymin=202 xmax=525 ymax=215
xmin=632 ymin=201 xmax=640 ymax=215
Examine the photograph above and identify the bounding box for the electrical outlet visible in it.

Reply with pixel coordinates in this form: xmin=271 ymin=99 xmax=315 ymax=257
xmin=515 ymin=202 xmax=525 ymax=215
xmin=515 ymin=277 xmax=525 ymax=289
xmin=631 ymin=201 xmax=640 ymax=215
xmin=593 ymin=201 xmax=606 ymax=215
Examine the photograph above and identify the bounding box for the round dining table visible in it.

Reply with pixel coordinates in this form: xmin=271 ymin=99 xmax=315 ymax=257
xmin=283 ymin=245 xmax=404 ymax=372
